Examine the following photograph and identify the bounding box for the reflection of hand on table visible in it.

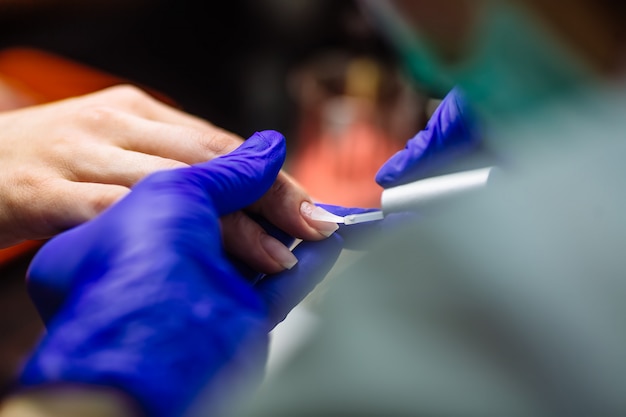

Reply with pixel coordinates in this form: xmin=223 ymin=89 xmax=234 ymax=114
xmin=0 ymin=78 xmax=36 ymax=111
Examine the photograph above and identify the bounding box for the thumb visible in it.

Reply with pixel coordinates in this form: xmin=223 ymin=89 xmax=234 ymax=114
xmin=376 ymin=88 xmax=479 ymax=187
xmin=188 ymin=130 xmax=286 ymax=215
xmin=27 ymin=130 xmax=285 ymax=323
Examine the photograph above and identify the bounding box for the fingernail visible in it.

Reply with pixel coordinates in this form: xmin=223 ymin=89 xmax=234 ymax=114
xmin=261 ymin=234 xmax=298 ymax=270
xmin=300 ymin=201 xmax=341 ymax=237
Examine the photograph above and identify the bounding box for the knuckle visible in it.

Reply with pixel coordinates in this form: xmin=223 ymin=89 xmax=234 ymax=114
xmin=74 ymin=105 xmax=121 ymax=127
xmin=267 ymin=175 xmax=290 ymax=199
xmin=222 ymin=214 xmax=265 ymax=251
xmin=11 ymin=168 xmax=44 ymax=194
xmin=222 ymin=211 xmax=252 ymax=235
xmin=92 ymin=84 xmax=154 ymax=112
xmin=105 ymin=84 xmax=150 ymax=102
xmin=7 ymin=173 xmax=55 ymax=235
xmin=195 ymin=130 xmax=243 ymax=158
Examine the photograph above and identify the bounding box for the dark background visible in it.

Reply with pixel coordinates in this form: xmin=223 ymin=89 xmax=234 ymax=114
xmin=0 ymin=0 xmax=399 ymax=138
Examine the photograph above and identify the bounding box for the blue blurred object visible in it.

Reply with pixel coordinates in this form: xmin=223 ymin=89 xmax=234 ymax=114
xmin=376 ymin=88 xmax=481 ymax=188
xmin=21 ymin=130 xmax=343 ymax=417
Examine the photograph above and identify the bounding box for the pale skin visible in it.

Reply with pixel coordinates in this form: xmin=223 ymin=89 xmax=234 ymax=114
xmin=0 ymin=84 xmax=337 ymax=274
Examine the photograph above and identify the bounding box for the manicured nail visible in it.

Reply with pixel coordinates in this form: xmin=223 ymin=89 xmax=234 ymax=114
xmin=300 ymin=201 xmax=341 ymax=237
xmin=261 ymin=234 xmax=298 ymax=270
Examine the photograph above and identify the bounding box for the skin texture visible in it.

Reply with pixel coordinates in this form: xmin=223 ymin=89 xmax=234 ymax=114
xmin=0 ymin=85 xmax=335 ymax=273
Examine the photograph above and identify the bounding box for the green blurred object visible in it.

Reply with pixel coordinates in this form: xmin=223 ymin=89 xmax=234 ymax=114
xmin=232 ymin=83 xmax=626 ymax=417
xmin=361 ymin=0 xmax=595 ymax=117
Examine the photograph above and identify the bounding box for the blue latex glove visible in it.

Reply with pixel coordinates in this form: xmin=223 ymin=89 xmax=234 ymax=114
xmin=21 ymin=130 xmax=344 ymax=417
xmin=376 ymin=87 xmax=481 ymax=188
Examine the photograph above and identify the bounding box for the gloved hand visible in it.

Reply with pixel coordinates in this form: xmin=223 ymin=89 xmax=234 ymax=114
xmin=376 ymin=87 xmax=481 ymax=188
xmin=20 ymin=130 xmax=344 ymax=417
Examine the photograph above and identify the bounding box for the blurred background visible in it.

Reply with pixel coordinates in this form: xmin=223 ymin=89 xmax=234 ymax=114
xmin=0 ymin=0 xmax=433 ymax=206
xmin=0 ymin=0 xmax=433 ymax=392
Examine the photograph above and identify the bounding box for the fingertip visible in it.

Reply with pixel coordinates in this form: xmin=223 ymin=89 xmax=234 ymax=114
xmin=256 ymin=233 xmax=345 ymax=328
xmin=185 ymin=130 xmax=288 ymax=215
xmin=375 ymin=151 xmax=407 ymax=187
xmin=222 ymin=212 xmax=296 ymax=276
xmin=249 ymin=172 xmax=338 ymax=242
xmin=244 ymin=130 xmax=286 ymax=158
xmin=255 ymin=129 xmax=285 ymax=144
xmin=300 ymin=201 xmax=341 ymax=238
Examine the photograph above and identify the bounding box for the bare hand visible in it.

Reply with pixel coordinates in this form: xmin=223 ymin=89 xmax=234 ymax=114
xmin=0 ymin=85 xmax=337 ymax=272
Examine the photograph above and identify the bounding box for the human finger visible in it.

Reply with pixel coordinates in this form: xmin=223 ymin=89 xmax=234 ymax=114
xmin=247 ymin=171 xmax=340 ymax=241
xmin=71 ymin=94 xmax=338 ymax=242
xmin=54 ymin=143 xmax=189 ymax=187
xmin=72 ymin=107 xmax=242 ymax=165
xmin=27 ymin=131 xmax=284 ymax=323
xmin=84 ymin=85 xmax=245 ymax=157
xmin=16 ymin=179 xmax=129 ymax=243
xmin=121 ymin=116 xmax=241 ymax=164
xmin=221 ymin=211 xmax=297 ymax=275
xmin=254 ymin=233 xmax=344 ymax=329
